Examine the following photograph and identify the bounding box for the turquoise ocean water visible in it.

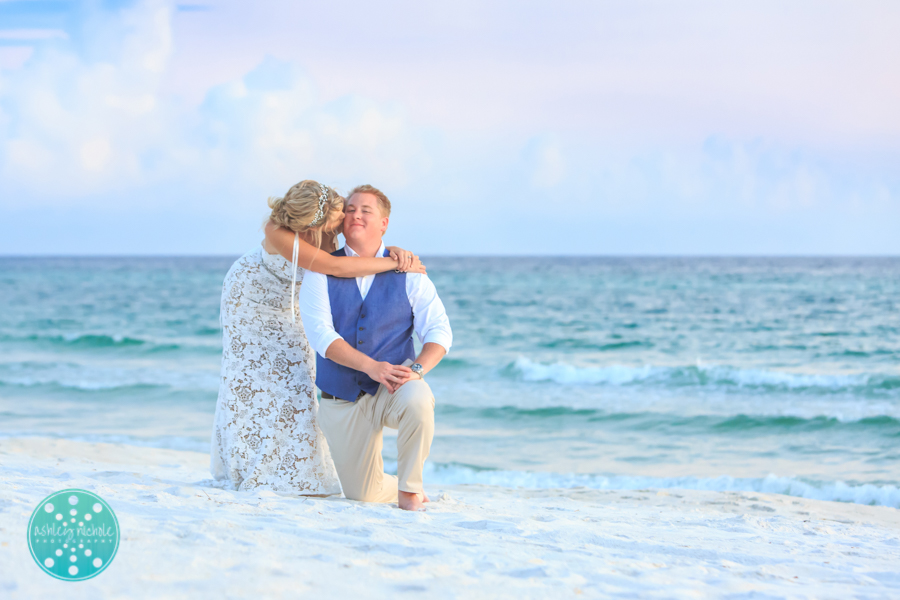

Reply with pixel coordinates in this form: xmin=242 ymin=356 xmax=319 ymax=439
xmin=1 ymin=256 xmax=898 ymax=506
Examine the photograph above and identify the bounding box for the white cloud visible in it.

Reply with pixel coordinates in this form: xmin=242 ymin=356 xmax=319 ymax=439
xmin=0 ymin=0 xmax=897 ymax=255
xmin=0 ymin=1 xmax=177 ymax=199
xmin=0 ymin=0 xmax=423 ymax=208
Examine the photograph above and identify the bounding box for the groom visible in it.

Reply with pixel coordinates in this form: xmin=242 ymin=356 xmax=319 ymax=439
xmin=298 ymin=184 xmax=452 ymax=511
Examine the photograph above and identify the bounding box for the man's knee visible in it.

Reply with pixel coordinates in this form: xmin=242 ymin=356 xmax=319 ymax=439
xmin=343 ymin=486 xmax=375 ymax=502
xmin=398 ymin=381 xmax=434 ymax=420
xmin=341 ymin=475 xmax=397 ymax=503
xmin=339 ymin=476 xmax=373 ymax=502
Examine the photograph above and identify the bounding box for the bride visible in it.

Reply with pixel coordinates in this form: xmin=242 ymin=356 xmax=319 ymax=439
xmin=211 ymin=179 xmax=423 ymax=494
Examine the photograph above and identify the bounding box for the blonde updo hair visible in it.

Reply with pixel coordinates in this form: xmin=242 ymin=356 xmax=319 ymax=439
xmin=268 ymin=180 xmax=344 ymax=250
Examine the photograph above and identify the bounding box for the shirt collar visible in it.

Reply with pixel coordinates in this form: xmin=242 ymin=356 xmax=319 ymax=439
xmin=343 ymin=241 xmax=386 ymax=259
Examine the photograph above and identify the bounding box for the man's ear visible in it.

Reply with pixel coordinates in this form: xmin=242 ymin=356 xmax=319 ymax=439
xmin=381 ymin=216 xmax=389 ymax=234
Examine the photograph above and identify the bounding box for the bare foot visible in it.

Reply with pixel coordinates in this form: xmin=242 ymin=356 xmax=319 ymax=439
xmin=423 ymin=493 xmax=430 ymax=503
xmin=398 ymin=491 xmax=426 ymax=511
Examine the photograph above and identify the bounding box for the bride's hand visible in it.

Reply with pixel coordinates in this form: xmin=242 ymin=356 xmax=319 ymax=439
xmin=386 ymin=246 xmax=413 ymax=270
xmin=407 ymin=255 xmax=426 ymax=274
xmin=386 ymin=246 xmax=426 ymax=274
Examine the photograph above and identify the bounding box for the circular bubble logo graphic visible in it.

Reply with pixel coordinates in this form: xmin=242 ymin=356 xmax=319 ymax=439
xmin=27 ymin=489 xmax=119 ymax=581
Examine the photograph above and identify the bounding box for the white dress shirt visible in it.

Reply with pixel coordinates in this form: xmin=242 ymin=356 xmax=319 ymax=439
xmin=298 ymin=242 xmax=453 ymax=359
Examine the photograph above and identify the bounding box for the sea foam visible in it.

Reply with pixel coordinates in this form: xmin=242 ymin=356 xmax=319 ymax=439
xmin=6 ymin=430 xmax=896 ymax=508
xmin=0 ymin=361 xmax=220 ymax=391
xmin=511 ymin=357 xmax=900 ymax=394
xmin=393 ymin=460 xmax=900 ymax=508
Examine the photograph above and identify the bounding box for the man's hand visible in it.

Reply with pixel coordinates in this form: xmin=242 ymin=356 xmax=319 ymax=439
xmin=394 ymin=370 xmax=423 ymax=389
xmin=364 ymin=361 xmax=413 ymax=393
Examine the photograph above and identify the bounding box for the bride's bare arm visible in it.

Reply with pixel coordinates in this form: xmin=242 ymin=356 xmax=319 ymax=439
xmin=264 ymin=221 xmax=425 ymax=278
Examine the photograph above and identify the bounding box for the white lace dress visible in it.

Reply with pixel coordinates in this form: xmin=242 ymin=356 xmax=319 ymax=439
xmin=210 ymin=244 xmax=342 ymax=495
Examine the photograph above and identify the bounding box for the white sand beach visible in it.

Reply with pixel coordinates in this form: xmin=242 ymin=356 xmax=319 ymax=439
xmin=1 ymin=437 xmax=899 ymax=599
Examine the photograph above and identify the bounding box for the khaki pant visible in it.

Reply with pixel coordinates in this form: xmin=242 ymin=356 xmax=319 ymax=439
xmin=317 ymin=378 xmax=435 ymax=502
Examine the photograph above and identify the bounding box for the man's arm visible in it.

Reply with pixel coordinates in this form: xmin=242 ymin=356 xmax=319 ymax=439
xmin=393 ymin=342 xmax=445 ymax=387
xmin=397 ymin=274 xmax=452 ymax=386
xmin=408 ymin=273 xmax=452 ymax=354
xmin=297 ymin=270 xmax=341 ymax=358
xmin=324 ymin=339 xmax=414 ymax=394
xmin=412 ymin=342 xmax=446 ymax=377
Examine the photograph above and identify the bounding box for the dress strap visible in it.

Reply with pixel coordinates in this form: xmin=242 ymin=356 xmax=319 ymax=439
xmin=291 ymin=231 xmax=299 ymax=323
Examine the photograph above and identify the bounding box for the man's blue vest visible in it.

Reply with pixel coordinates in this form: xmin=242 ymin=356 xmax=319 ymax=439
xmin=315 ymin=248 xmax=416 ymax=401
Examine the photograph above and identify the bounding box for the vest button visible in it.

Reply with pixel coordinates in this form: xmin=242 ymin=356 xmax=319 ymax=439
xmin=360 ymin=314 xmax=366 ymax=318
xmin=359 ymin=327 xmax=365 ymax=331
xmin=358 ymin=340 xmax=363 ymax=345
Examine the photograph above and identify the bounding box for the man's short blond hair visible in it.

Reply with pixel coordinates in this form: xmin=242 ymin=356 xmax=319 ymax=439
xmin=348 ymin=184 xmax=391 ymax=217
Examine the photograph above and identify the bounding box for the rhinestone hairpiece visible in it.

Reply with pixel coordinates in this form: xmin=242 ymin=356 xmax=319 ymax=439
xmin=307 ymin=184 xmax=329 ymax=227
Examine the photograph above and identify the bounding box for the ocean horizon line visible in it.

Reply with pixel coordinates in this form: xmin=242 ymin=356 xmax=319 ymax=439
xmin=1 ymin=253 xmax=899 ymax=260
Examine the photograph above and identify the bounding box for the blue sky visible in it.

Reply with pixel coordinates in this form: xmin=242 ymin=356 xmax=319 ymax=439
xmin=1 ymin=0 xmax=898 ymax=255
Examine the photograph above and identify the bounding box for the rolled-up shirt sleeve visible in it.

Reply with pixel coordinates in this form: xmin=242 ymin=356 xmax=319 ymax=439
xmin=406 ymin=273 xmax=452 ymax=353
xmin=298 ymin=270 xmax=342 ymax=359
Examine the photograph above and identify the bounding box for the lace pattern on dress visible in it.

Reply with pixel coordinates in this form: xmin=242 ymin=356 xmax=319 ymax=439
xmin=210 ymin=245 xmax=341 ymax=495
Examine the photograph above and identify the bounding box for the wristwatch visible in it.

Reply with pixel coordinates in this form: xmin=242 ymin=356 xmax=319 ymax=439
xmin=410 ymin=363 xmax=424 ymax=379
